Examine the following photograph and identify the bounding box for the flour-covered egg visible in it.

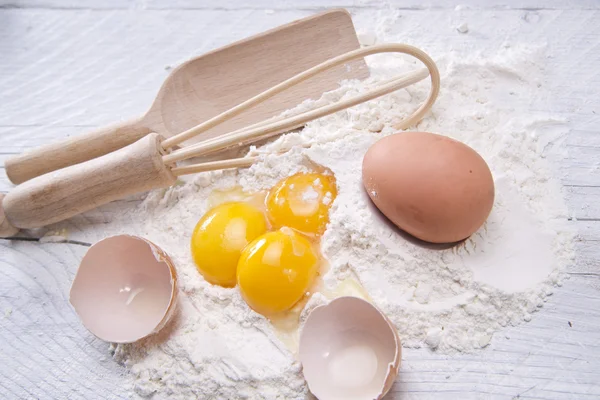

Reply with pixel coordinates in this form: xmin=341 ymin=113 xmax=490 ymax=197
xmin=362 ymin=132 xmax=494 ymax=243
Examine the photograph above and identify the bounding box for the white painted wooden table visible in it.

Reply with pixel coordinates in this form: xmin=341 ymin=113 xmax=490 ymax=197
xmin=1 ymin=1 xmax=599 ymax=399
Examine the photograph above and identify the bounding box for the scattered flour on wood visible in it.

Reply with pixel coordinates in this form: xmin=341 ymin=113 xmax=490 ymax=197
xmin=104 ymin=16 xmax=574 ymax=400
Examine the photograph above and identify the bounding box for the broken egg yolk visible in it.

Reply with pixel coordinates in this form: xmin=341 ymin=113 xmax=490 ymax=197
xmin=237 ymin=228 xmax=318 ymax=315
xmin=266 ymin=173 xmax=337 ymax=236
xmin=191 ymin=202 xmax=267 ymax=287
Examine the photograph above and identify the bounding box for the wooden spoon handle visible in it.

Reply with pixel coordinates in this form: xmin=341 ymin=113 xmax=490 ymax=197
xmin=4 ymin=117 xmax=152 ymax=184
xmin=2 ymin=133 xmax=176 ymax=231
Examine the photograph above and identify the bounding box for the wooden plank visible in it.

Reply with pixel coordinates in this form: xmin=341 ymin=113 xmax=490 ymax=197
xmin=2 ymin=0 xmax=600 ymax=10
xmin=564 ymin=129 xmax=600 ymax=187
xmin=0 ymin=239 xmax=127 ymax=399
xmin=1 ymin=4 xmax=600 ymax=400
xmin=390 ymin=274 xmax=600 ymax=399
xmin=565 ymin=186 xmax=600 ymax=220
xmin=573 ymin=220 xmax=600 ymax=241
xmin=0 ymin=9 xmax=342 ymax=129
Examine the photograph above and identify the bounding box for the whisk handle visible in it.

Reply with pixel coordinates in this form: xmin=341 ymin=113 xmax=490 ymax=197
xmin=1 ymin=133 xmax=176 ymax=233
xmin=4 ymin=118 xmax=151 ymax=184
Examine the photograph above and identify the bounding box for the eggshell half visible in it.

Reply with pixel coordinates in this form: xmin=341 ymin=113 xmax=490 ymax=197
xmin=299 ymin=296 xmax=401 ymax=400
xmin=70 ymin=235 xmax=177 ymax=343
xmin=362 ymin=132 xmax=495 ymax=243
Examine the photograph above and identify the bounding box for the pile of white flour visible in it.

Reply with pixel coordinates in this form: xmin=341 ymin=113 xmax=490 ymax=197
xmin=103 ymin=16 xmax=574 ymax=400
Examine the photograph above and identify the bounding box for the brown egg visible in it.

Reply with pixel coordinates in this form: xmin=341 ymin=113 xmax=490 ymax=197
xmin=362 ymin=132 xmax=494 ymax=243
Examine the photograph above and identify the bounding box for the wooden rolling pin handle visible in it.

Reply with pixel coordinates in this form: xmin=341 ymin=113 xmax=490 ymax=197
xmin=0 ymin=194 xmax=20 ymax=238
xmin=5 ymin=117 xmax=152 ymax=184
xmin=2 ymin=133 xmax=176 ymax=231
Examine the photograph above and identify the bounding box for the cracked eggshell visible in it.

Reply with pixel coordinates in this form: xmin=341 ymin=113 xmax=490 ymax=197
xmin=70 ymin=235 xmax=177 ymax=343
xmin=299 ymin=296 xmax=401 ymax=400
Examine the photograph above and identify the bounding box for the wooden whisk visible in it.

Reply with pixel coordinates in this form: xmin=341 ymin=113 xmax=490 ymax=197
xmin=0 ymin=43 xmax=440 ymax=237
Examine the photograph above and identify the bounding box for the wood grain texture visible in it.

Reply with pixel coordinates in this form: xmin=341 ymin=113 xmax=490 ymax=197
xmin=0 ymin=194 xmax=19 ymax=237
xmin=4 ymin=117 xmax=151 ymax=184
xmin=2 ymin=133 xmax=175 ymax=231
xmin=1 ymin=3 xmax=599 ymax=400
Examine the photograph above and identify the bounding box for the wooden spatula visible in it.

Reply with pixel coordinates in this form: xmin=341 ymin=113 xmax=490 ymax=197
xmin=5 ymin=9 xmax=368 ymax=184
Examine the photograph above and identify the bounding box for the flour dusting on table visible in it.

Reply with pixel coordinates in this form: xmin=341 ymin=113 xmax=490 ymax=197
xmin=104 ymin=27 xmax=574 ymax=400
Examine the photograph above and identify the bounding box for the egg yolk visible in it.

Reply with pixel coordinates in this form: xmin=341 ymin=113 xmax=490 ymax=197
xmin=266 ymin=173 xmax=337 ymax=236
xmin=237 ymin=228 xmax=318 ymax=315
xmin=191 ymin=202 xmax=267 ymax=287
